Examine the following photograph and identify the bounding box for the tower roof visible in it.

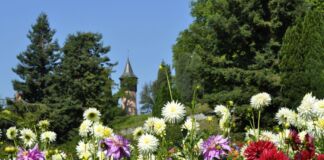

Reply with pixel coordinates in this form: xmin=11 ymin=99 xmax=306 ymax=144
xmin=120 ymin=58 xmax=137 ymax=79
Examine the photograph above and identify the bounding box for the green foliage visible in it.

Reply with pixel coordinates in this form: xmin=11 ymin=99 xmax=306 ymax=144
xmin=173 ymin=0 xmax=306 ymax=128
xmin=12 ymin=13 xmax=59 ymax=103
xmin=279 ymin=9 xmax=324 ymax=108
xmin=111 ymin=114 xmax=150 ymax=131
xmin=152 ymin=62 xmax=172 ymax=117
xmin=44 ymin=32 xmax=121 ymax=142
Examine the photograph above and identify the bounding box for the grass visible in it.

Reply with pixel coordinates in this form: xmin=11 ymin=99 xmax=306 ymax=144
xmin=111 ymin=114 xmax=150 ymax=132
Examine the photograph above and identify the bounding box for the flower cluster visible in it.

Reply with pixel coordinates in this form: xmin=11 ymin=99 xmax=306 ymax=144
xmin=4 ymin=120 xmax=65 ymax=159
xmin=2 ymin=92 xmax=324 ymax=159
xmin=76 ymin=108 xmax=130 ymax=160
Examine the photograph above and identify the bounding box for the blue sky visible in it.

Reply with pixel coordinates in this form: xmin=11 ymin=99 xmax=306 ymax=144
xmin=0 ymin=1 xmax=193 ymax=107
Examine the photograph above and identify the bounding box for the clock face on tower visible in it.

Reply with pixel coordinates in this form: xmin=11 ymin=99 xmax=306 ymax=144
xmin=119 ymin=58 xmax=138 ymax=115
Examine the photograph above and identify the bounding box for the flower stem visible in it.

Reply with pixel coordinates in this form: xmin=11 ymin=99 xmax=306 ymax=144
xmin=257 ymin=110 xmax=261 ymax=140
xmin=164 ymin=68 xmax=173 ymax=101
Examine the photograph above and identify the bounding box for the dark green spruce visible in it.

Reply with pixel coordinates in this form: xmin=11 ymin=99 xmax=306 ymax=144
xmin=12 ymin=13 xmax=59 ymax=103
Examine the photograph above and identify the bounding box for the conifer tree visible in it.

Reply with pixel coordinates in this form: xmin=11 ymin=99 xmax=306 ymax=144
xmin=280 ymin=9 xmax=324 ymax=108
xmin=173 ymin=0 xmax=305 ymax=107
xmin=58 ymin=32 xmax=115 ymax=109
xmin=12 ymin=13 xmax=59 ymax=103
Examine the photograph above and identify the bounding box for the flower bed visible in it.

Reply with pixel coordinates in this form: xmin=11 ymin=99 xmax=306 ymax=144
xmin=1 ymin=92 xmax=324 ymax=159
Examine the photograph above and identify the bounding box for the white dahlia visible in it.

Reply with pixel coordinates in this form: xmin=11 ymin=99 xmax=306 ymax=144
xmin=152 ymin=118 xmax=166 ymax=135
xmin=250 ymin=92 xmax=271 ymax=110
xmin=219 ymin=116 xmax=230 ymax=131
xmin=162 ymin=101 xmax=186 ymax=123
xmin=83 ymin=108 xmax=101 ymax=122
xmin=138 ymin=134 xmax=159 ymax=154
xmin=182 ymin=117 xmax=200 ymax=131
xmin=133 ymin=127 xmax=144 ymax=139
xmin=275 ymin=107 xmax=297 ymax=126
xmin=76 ymin=140 xmax=94 ymax=160
xmin=79 ymin=120 xmax=92 ymax=137
xmin=316 ymin=118 xmax=324 ymax=130
xmin=93 ymin=123 xmax=105 ymax=138
xmin=6 ymin=126 xmax=18 ymax=140
xmin=260 ymin=131 xmax=278 ymax=143
xmin=313 ymin=99 xmax=324 ymax=117
xmin=297 ymin=93 xmax=317 ymax=120
xmin=37 ymin=120 xmax=50 ymax=130
xmin=214 ymin=105 xmax=230 ymax=117
xmin=245 ymin=128 xmax=259 ymax=140
xmin=20 ymin=128 xmax=37 ymax=147
xmin=144 ymin=117 xmax=159 ymax=132
xmin=40 ymin=131 xmax=57 ymax=143
xmin=103 ymin=127 xmax=113 ymax=138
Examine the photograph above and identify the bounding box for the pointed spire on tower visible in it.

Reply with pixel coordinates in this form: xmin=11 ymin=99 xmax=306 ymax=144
xmin=120 ymin=58 xmax=137 ymax=79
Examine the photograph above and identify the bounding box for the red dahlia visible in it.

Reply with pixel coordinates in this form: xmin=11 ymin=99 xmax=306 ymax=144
xmin=317 ymin=154 xmax=324 ymax=160
xmin=259 ymin=148 xmax=289 ymax=160
xmin=244 ymin=141 xmax=276 ymax=160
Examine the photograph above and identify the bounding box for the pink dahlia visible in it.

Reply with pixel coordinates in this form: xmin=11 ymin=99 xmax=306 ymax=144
xmin=200 ymin=135 xmax=231 ymax=160
xmin=100 ymin=135 xmax=130 ymax=160
xmin=17 ymin=144 xmax=45 ymax=160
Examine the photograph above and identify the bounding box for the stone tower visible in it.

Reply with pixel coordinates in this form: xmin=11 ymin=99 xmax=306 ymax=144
xmin=120 ymin=58 xmax=138 ymax=115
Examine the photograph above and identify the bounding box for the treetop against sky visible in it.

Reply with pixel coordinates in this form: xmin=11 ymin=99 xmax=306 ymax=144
xmin=0 ymin=1 xmax=193 ymax=100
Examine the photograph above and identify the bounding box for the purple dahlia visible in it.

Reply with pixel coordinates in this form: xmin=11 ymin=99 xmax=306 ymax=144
xmin=100 ymin=135 xmax=130 ymax=160
xmin=201 ymin=135 xmax=231 ymax=160
xmin=17 ymin=144 xmax=45 ymax=160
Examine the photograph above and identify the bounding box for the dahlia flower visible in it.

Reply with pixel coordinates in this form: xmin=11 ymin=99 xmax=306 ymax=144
xmin=138 ymin=134 xmax=159 ymax=154
xmin=76 ymin=140 xmax=94 ymax=160
xmin=313 ymin=99 xmax=324 ymax=117
xmin=275 ymin=107 xmax=297 ymax=126
xmin=93 ymin=123 xmax=105 ymax=138
xmin=214 ymin=105 xmax=230 ymax=117
xmin=103 ymin=126 xmax=113 ymax=138
xmin=297 ymin=93 xmax=317 ymax=120
xmin=317 ymin=154 xmax=324 ymax=160
xmin=260 ymin=131 xmax=278 ymax=143
xmin=100 ymin=135 xmax=131 ymax=159
xmin=17 ymin=144 xmax=45 ymax=160
xmin=79 ymin=119 xmax=92 ymax=137
xmin=287 ymin=130 xmax=301 ymax=151
xmin=40 ymin=131 xmax=56 ymax=143
xmin=244 ymin=140 xmax=276 ymax=160
xmin=152 ymin=118 xmax=166 ymax=135
xmin=20 ymin=128 xmax=37 ymax=147
xmin=182 ymin=117 xmax=200 ymax=131
xmin=133 ymin=127 xmax=144 ymax=139
xmin=162 ymin=101 xmax=186 ymax=123
xmin=37 ymin=120 xmax=50 ymax=130
xmin=250 ymin=92 xmax=271 ymax=110
xmin=83 ymin=107 xmax=101 ymax=122
xmin=6 ymin=126 xmax=18 ymax=140
xmin=259 ymin=148 xmax=289 ymax=160
xmin=200 ymin=135 xmax=231 ymax=160
xmin=144 ymin=117 xmax=159 ymax=132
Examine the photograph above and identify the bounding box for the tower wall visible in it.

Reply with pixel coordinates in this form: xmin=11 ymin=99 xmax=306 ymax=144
xmin=121 ymin=90 xmax=137 ymax=115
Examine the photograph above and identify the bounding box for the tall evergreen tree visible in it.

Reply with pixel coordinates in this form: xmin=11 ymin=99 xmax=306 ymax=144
xmin=58 ymin=32 xmax=115 ymax=109
xmin=173 ymin=0 xmax=305 ymax=107
xmin=12 ymin=13 xmax=59 ymax=103
xmin=152 ymin=62 xmax=172 ymax=117
xmin=279 ymin=9 xmax=324 ymax=108
xmin=47 ymin=32 xmax=118 ymax=140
